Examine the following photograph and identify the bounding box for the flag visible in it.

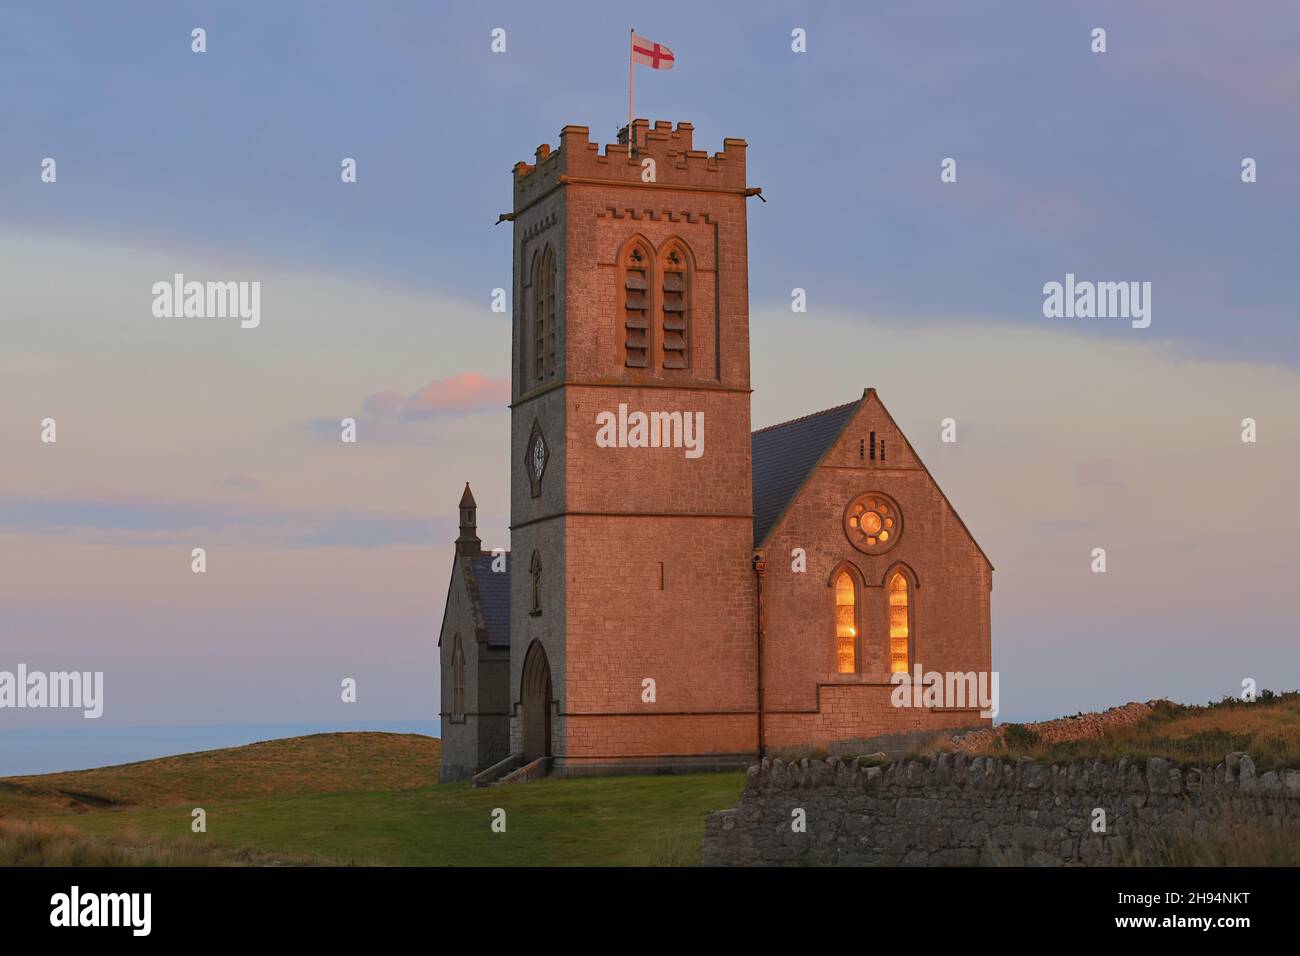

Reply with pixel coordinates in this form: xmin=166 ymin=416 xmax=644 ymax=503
xmin=631 ymin=33 xmax=675 ymax=70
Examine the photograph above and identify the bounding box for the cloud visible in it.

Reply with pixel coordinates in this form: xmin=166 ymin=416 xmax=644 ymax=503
xmin=1073 ymin=459 xmax=1125 ymax=491
xmin=0 ymin=495 xmax=447 ymax=549
xmin=211 ymin=475 xmax=260 ymax=492
xmin=372 ymin=372 xmax=511 ymax=422
xmin=306 ymin=372 xmax=511 ymax=444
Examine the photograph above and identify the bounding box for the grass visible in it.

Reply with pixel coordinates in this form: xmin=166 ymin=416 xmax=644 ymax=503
xmin=9 ymin=696 xmax=1298 ymax=866
xmin=0 ymin=732 xmax=440 ymax=817
xmin=1 ymin=733 xmax=745 ymax=866
xmin=0 ymin=819 xmax=337 ymax=867
xmin=1120 ymin=806 xmax=1300 ymax=867
xmin=36 ymin=773 xmax=745 ymax=866
xmin=953 ymin=691 xmax=1300 ymax=770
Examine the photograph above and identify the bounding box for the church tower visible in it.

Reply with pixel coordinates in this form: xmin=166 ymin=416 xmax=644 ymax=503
xmin=508 ymin=120 xmax=759 ymax=773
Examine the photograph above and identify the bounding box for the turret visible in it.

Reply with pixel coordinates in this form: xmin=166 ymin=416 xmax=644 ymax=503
xmin=455 ymin=483 xmax=481 ymax=556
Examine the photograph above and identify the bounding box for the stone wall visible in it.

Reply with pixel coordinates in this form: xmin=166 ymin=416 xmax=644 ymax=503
xmin=701 ymin=751 xmax=1300 ymax=866
xmin=950 ymin=700 xmax=1155 ymax=752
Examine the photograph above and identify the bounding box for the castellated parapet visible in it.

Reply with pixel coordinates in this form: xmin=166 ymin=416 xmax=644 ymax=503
xmin=513 ymin=119 xmax=748 ymax=211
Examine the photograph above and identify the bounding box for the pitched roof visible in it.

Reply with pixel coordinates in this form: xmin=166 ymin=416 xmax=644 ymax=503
xmin=751 ymin=391 xmax=994 ymax=570
xmin=751 ymin=398 xmax=863 ymax=546
xmin=459 ymin=482 xmax=477 ymax=508
xmin=469 ymin=554 xmax=510 ymax=646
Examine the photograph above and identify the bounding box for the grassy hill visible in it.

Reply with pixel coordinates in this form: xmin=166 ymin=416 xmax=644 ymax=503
xmin=0 ymin=732 xmax=440 ymax=818
xmin=0 ymin=733 xmax=744 ymax=866
xmin=5 ymin=695 xmax=1297 ymax=866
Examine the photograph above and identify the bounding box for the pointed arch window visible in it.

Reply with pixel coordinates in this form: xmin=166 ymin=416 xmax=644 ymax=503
xmin=544 ymin=246 xmax=556 ymax=376
xmin=451 ymin=634 xmax=466 ymax=720
xmin=531 ymin=252 xmax=544 ymax=382
xmin=888 ymin=571 xmax=912 ymax=674
xmin=660 ymin=245 xmax=689 ymax=369
xmin=623 ymin=245 xmax=651 ymax=368
xmin=531 ymin=246 xmax=557 ymax=383
xmin=529 ymin=550 xmax=543 ymax=616
xmin=834 ymin=571 xmax=856 ymax=674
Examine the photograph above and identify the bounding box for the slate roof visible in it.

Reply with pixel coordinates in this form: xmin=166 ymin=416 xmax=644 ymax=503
xmin=751 ymin=398 xmax=862 ymax=546
xmin=470 ymin=554 xmax=511 ymax=646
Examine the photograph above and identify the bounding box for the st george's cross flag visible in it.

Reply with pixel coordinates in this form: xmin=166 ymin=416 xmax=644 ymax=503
xmin=631 ymin=33 xmax=675 ymax=70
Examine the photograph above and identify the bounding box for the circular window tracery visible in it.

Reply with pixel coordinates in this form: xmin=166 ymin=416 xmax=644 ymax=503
xmin=843 ymin=492 xmax=903 ymax=554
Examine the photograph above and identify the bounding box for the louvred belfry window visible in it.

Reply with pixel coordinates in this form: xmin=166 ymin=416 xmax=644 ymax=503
xmin=531 ymin=251 xmax=545 ymax=382
xmin=661 ymin=248 xmax=688 ymax=369
xmin=531 ymin=246 xmax=556 ymax=383
xmin=544 ymin=247 xmax=556 ymax=376
xmin=624 ymin=247 xmax=650 ymax=368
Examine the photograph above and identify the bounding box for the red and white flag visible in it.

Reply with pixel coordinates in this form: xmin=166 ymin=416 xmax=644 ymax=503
xmin=631 ymin=33 xmax=675 ymax=70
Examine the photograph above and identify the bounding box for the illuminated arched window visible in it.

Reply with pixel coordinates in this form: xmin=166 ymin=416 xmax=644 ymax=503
xmin=451 ymin=634 xmax=466 ymax=720
xmin=834 ymin=571 xmax=856 ymax=674
xmin=888 ymin=572 xmax=911 ymax=674
xmin=660 ymin=244 xmax=689 ymax=369
xmin=623 ymin=244 xmax=652 ymax=368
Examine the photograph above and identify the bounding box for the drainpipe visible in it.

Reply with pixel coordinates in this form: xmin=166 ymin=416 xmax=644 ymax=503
xmin=752 ymin=552 xmax=767 ymax=760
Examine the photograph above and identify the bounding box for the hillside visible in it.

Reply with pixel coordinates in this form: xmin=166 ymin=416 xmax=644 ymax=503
xmin=0 ymin=732 xmax=440 ymax=818
xmin=0 ymin=732 xmax=743 ymax=866
xmin=4 ymin=696 xmax=1298 ymax=866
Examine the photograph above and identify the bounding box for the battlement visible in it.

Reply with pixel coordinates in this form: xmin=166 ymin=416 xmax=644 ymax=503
xmin=513 ymin=120 xmax=748 ymax=209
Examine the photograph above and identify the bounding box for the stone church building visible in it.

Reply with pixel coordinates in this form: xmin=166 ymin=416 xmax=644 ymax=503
xmin=437 ymin=121 xmax=992 ymax=782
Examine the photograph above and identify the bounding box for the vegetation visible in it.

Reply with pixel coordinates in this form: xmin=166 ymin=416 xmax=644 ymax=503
xmin=970 ymin=691 xmax=1300 ymax=770
xmin=6 ymin=695 xmax=1299 ymax=866
xmin=1119 ymin=800 xmax=1300 ymax=866
xmin=1 ymin=733 xmax=744 ymax=866
xmin=1000 ymin=723 xmax=1041 ymax=750
xmin=0 ymin=819 xmax=337 ymax=867
xmin=0 ymin=732 xmax=439 ymax=817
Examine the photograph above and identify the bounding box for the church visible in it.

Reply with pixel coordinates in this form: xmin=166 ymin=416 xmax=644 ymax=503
xmin=437 ymin=121 xmax=993 ymax=782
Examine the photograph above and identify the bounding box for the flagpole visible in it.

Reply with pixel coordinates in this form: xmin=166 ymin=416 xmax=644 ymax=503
xmin=628 ymin=28 xmax=635 ymax=155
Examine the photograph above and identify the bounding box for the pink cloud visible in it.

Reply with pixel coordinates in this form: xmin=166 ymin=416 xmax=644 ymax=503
xmin=1073 ymin=459 xmax=1125 ymax=491
xmin=361 ymin=373 xmax=510 ymax=423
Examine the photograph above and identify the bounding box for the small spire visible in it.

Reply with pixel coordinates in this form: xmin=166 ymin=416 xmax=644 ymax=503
xmin=455 ymin=483 xmax=480 ymax=556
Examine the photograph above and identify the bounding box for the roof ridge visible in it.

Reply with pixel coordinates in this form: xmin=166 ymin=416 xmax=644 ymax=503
xmin=751 ymin=398 xmax=862 ymax=436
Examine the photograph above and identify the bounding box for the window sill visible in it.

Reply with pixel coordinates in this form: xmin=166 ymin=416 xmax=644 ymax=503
xmin=821 ymin=672 xmax=899 ymax=686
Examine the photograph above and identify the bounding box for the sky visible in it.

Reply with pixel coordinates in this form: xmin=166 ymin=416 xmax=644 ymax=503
xmin=2 ymin=1 xmax=1298 ymax=772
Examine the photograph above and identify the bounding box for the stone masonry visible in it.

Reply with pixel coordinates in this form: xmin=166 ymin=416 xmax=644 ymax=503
xmin=701 ymin=751 xmax=1300 ymax=866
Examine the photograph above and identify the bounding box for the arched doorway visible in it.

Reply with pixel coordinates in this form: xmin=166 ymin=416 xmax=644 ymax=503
xmin=521 ymin=641 xmax=552 ymax=762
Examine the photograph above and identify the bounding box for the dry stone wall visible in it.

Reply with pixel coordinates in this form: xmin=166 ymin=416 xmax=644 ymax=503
xmin=701 ymin=751 xmax=1300 ymax=866
xmin=950 ymin=701 xmax=1155 ymax=752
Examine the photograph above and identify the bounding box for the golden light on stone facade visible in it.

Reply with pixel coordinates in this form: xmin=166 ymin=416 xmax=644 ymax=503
xmin=843 ymin=492 xmax=903 ymax=554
